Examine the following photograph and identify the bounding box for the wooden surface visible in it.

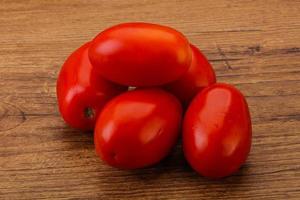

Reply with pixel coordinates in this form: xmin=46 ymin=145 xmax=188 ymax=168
xmin=0 ymin=0 xmax=300 ymax=199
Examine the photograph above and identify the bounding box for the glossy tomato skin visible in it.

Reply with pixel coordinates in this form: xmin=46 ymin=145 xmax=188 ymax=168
xmin=164 ymin=44 xmax=216 ymax=106
xmin=94 ymin=89 xmax=182 ymax=169
xmin=89 ymin=22 xmax=192 ymax=86
xmin=183 ymin=83 xmax=252 ymax=178
xmin=56 ymin=42 xmax=127 ymax=130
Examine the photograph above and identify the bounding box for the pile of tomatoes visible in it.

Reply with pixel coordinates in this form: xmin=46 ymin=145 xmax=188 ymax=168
xmin=57 ymin=23 xmax=252 ymax=178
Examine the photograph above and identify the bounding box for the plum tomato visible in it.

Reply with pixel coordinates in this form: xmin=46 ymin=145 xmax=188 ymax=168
xmin=183 ymin=83 xmax=252 ymax=178
xmin=164 ymin=44 xmax=216 ymax=106
xmin=89 ymin=22 xmax=192 ymax=87
xmin=56 ymin=42 xmax=127 ymax=130
xmin=94 ymin=88 xmax=182 ymax=169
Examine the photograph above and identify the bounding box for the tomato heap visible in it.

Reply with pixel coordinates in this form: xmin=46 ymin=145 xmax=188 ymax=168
xmin=57 ymin=23 xmax=252 ymax=178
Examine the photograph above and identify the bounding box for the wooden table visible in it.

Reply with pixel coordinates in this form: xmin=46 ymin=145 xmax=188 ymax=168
xmin=1 ymin=0 xmax=299 ymax=199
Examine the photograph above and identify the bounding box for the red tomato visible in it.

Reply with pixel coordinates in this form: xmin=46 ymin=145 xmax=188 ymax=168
xmin=183 ymin=83 xmax=252 ymax=178
xmin=56 ymin=42 xmax=127 ymax=130
xmin=164 ymin=44 xmax=216 ymax=105
xmin=89 ymin=22 xmax=192 ymax=86
xmin=94 ymin=89 xmax=182 ymax=169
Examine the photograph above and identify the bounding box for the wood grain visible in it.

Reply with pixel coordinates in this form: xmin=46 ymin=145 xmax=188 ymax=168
xmin=0 ymin=0 xmax=299 ymax=199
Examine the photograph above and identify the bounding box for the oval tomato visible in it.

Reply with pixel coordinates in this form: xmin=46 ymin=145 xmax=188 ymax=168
xmin=89 ymin=22 xmax=192 ymax=86
xmin=164 ymin=44 xmax=216 ymax=105
xmin=183 ymin=83 xmax=252 ymax=178
xmin=94 ymin=89 xmax=182 ymax=169
xmin=56 ymin=42 xmax=127 ymax=130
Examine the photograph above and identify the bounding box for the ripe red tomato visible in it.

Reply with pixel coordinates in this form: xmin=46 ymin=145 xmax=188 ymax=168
xmin=183 ymin=83 xmax=252 ymax=178
xmin=89 ymin=22 xmax=192 ymax=86
xmin=164 ymin=44 xmax=216 ymax=105
xmin=56 ymin=42 xmax=127 ymax=130
xmin=94 ymin=89 xmax=182 ymax=169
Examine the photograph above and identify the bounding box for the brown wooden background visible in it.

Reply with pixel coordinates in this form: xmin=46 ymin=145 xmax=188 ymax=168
xmin=0 ymin=0 xmax=300 ymax=199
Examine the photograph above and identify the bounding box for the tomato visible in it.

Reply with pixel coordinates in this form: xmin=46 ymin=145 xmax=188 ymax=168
xmin=164 ymin=44 xmax=216 ymax=106
xmin=89 ymin=22 xmax=192 ymax=86
xmin=183 ymin=83 xmax=252 ymax=178
xmin=94 ymin=88 xmax=182 ymax=169
xmin=56 ymin=42 xmax=127 ymax=130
